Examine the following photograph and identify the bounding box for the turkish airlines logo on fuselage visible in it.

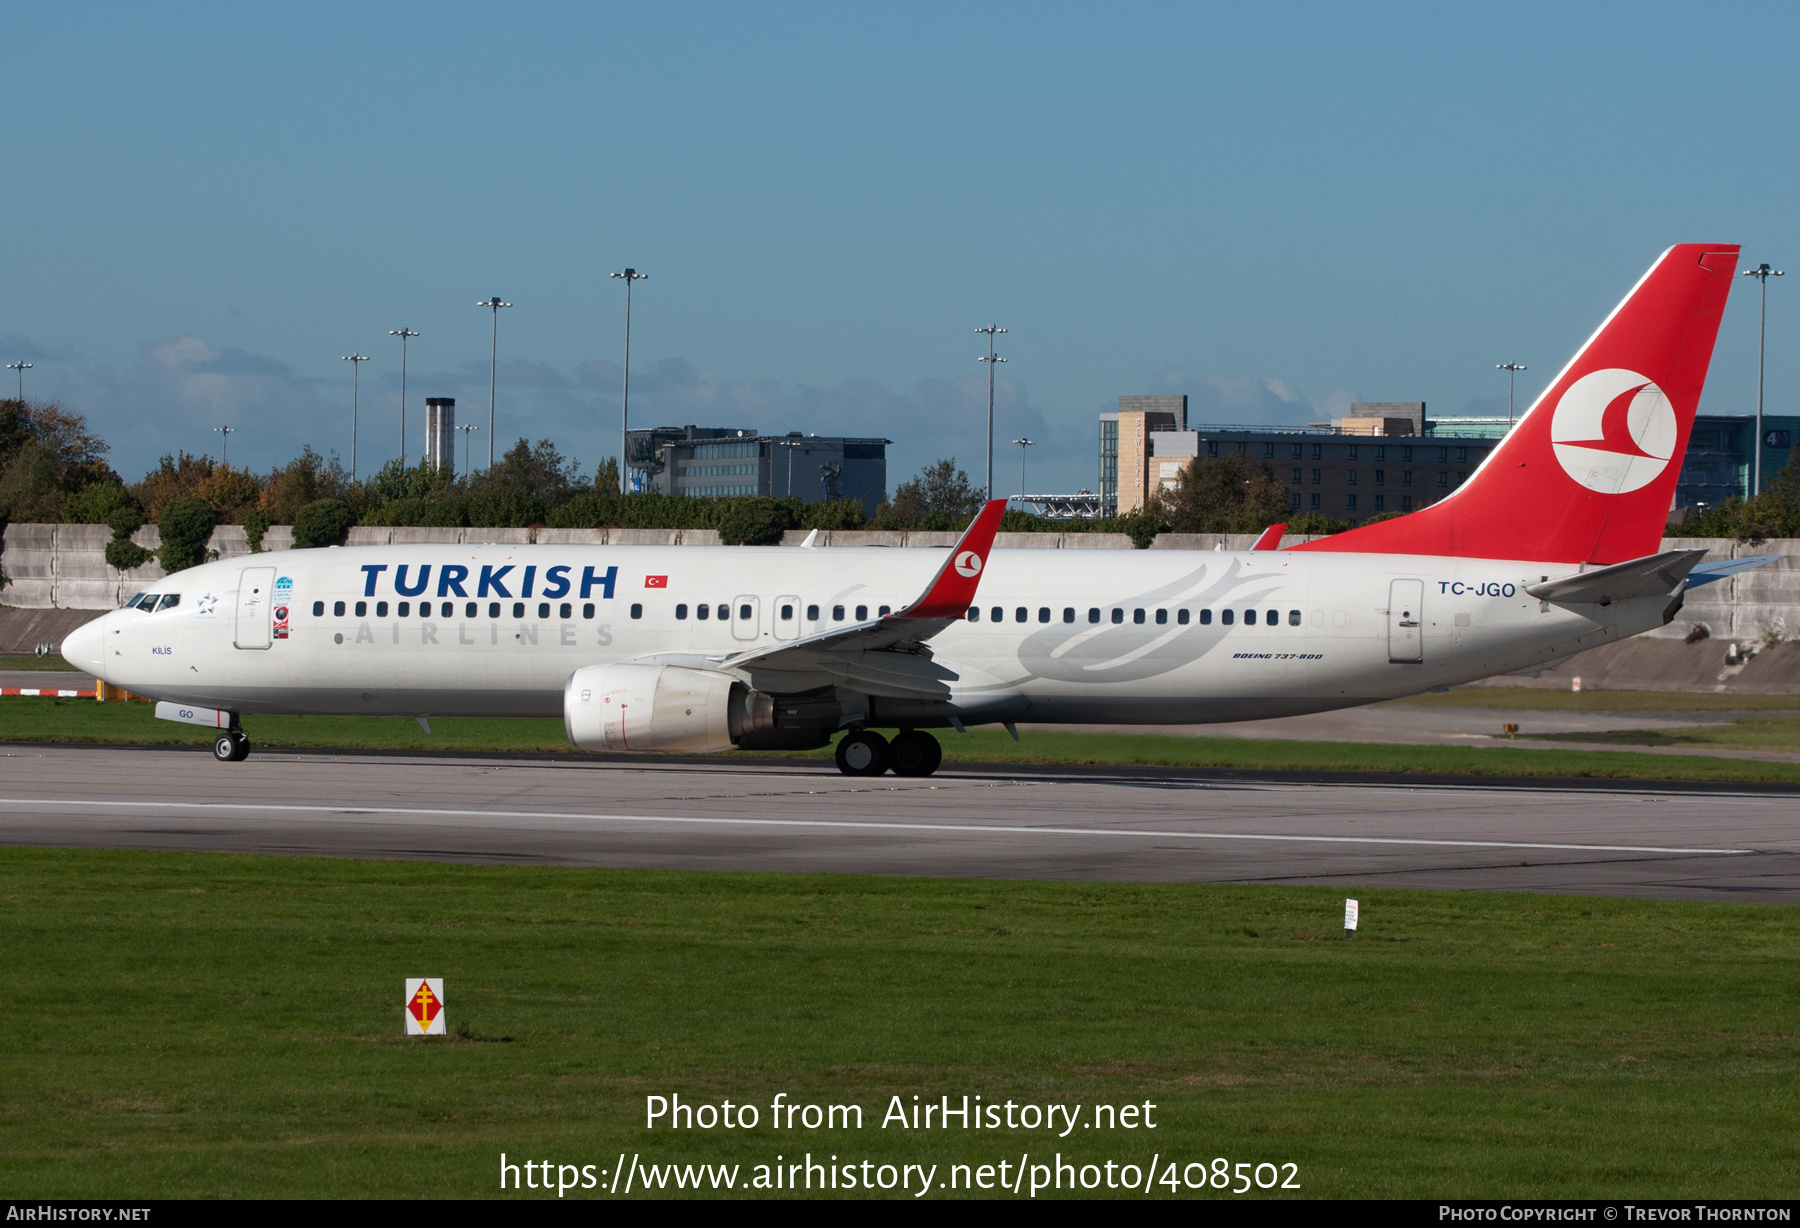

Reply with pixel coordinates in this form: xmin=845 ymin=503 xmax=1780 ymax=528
xmin=954 ymin=551 xmax=983 ymax=578
xmin=1549 ymin=367 xmax=1678 ymax=495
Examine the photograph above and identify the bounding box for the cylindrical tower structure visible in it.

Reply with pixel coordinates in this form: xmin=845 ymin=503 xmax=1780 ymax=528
xmin=424 ymin=398 xmax=456 ymax=470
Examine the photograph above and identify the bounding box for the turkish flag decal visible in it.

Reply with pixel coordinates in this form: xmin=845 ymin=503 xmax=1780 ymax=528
xmin=644 ymin=575 xmax=668 ymax=588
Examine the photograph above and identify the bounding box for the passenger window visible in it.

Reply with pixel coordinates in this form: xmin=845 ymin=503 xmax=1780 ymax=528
xmin=398 ymin=602 xmax=410 ymax=618
xmin=333 ymin=600 xmax=346 ymax=617
xmin=1111 ymin=609 xmax=1123 ymax=624
xmin=489 ymin=602 xmax=500 ymax=618
xmin=312 ymin=601 xmax=325 ymax=617
xmin=1062 ymin=608 xmax=1075 ymax=623
xmin=376 ymin=602 xmax=389 ymax=617
xmin=355 ymin=601 xmax=367 ymax=617
xmin=512 ymin=602 xmax=525 ymax=619
xmin=1177 ymin=609 xmax=1189 ymax=625
xmin=990 ymin=606 xmax=1003 ymax=622
xmin=1222 ymin=609 xmax=1235 ymax=626
xmin=855 ymin=605 xmax=868 ymax=621
xmin=879 ymin=605 xmax=891 ymax=617
xmin=538 ymin=602 xmax=551 ymax=619
xmin=1244 ymin=609 xmax=1257 ymax=625
xmin=1038 ymin=607 xmax=1050 ymax=623
xmin=561 ymin=603 xmax=573 ymax=619
xmin=967 ymin=606 xmax=980 ymax=622
xmin=630 ymin=603 xmax=643 ymax=619
xmin=1155 ymin=609 xmax=1167 ymax=625
xmin=1088 ymin=608 xmax=1100 ymax=624
xmin=780 ymin=604 xmax=794 ymax=619
xmin=1015 ymin=607 xmax=1027 ymax=623
xmin=1289 ymin=609 xmax=1302 ymax=626
xmin=1133 ymin=608 xmax=1145 ymax=624
xmin=698 ymin=604 xmax=710 ymax=620
xmin=832 ymin=605 xmax=845 ymax=621
xmin=716 ymin=604 xmax=728 ymax=620
xmin=1200 ymin=609 xmax=1212 ymax=625
xmin=583 ymin=603 xmax=595 ymax=619
xmin=807 ymin=604 xmax=820 ymax=620
xmin=442 ymin=602 xmax=454 ymax=617
xmin=466 ymin=602 xmax=477 ymax=618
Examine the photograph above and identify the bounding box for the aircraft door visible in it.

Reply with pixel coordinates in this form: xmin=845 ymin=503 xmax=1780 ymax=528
xmin=773 ymin=595 xmax=801 ymax=641
xmin=731 ymin=595 xmax=761 ymax=642
xmin=235 ymin=566 xmax=277 ymax=650
xmin=1387 ymin=579 xmax=1424 ymax=663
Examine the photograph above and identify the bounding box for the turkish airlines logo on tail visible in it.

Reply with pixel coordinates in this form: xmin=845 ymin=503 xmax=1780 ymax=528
xmin=1549 ymin=368 xmax=1678 ymax=495
xmin=954 ymin=551 xmax=984 ymax=578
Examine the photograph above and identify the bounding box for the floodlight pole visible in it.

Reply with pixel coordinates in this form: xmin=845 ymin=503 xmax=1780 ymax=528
xmin=342 ymin=352 xmax=370 ymax=479
xmin=478 ymin=297 xmax=511 ymax=469
xmin=1743 ymin=263 xmax=1783 ymax=496
xmin=1012 ymin=437 xmax=1035 ymax=497
xmin=1496 ymin=362 xmax=1527 ymax=426
xmin=390 ymin=328 xmax=419 ymax=465
xmin=6 ymin=361 xmax=31 ymax=400
xmin=456 ymin=423 xmax=479 ymax=481
xmin=213 ymin=425 xmax=235 ymax=466
xmin=976 ymin=325 xmax=1007 ymax=499
xmin=612 ymin=268 xmax=647 ymax=494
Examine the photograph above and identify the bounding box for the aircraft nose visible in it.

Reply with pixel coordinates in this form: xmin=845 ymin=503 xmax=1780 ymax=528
xmin=61 ymin=613 xmax=108 ymax=679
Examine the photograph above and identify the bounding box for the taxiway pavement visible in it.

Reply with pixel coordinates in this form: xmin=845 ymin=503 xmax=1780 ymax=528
xmin=1 ymin=744 xmax=1796 ymax=904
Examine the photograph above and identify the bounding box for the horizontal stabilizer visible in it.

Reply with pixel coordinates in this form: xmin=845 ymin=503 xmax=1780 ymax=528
xmin=1686 ymin=555 xmax=1781 ymax=588
xmin=1525 ymin=549 xmax=1707 ymax=606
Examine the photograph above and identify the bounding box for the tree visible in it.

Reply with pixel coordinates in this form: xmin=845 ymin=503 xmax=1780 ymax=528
xmin=157 ymin=498 xmax=217 ymax=573
xmin=469 ymin=437 xmax=582 ymax=512
xmin=1155 ymin=453 xmax=1289 ymax=534
xmin=132 ymin=452 xmax=260 ymax=522
xmin=877 ymin=458 xmax=986 ymax=529
xmin=62 ymin=481 xmax=139 ymax=525
xmin=292 ymin=499 xmax=357 ymax=548
xmin=715 ymin=496 xmax=795 ymax=545
xmin=104 ymin=504 xmax=153 ymax=570
xmin=0 ymin=399 xmax=118 ymax=521
xmin=260 ymin=447 xmax=350 ymax=524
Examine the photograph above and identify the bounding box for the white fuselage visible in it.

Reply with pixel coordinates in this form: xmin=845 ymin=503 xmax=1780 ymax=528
xmin=70 ymin=543 xmax=1668 ymax=727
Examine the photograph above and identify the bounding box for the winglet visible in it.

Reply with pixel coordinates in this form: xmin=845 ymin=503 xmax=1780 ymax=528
xmin=1250 ymin=523 xmax=1287 ymax=551
xmin=901 ymin=498 xmax=1009 ymax=619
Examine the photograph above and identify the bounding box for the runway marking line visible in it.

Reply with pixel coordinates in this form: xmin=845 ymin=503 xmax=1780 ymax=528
xmin=0 ymin=797 xmax=1753 ymax=856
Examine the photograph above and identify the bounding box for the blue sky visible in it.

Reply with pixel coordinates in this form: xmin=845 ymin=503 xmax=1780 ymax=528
xmin=4 ymin=2 xmax=1797 ymax=497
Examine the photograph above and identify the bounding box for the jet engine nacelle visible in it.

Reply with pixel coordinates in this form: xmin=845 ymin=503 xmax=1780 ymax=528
xmin=563 ymin=663 xmax=773 ymax=753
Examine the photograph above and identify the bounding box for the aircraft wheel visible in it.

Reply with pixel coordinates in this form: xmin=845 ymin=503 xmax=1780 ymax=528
xmin=889 ymin=730 xmax=942 ymax=777
xmin=834 ymin=730 xmax=891 ymax=776
xmin=213 ymin=732 xmax=250 ymax=763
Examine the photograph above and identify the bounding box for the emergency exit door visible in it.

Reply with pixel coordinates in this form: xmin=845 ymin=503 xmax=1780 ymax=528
xmin=1387 ymin=579 xmax=1424 ymax=663
xmin=235 ymin=567 xmax=275 ymax=649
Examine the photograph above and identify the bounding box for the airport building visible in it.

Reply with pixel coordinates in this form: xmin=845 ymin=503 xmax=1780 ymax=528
xmin=626 ymin=425 xmax=890 ymax=515
xmin=1096 ymin=396 xmax=1507 ymax=523
xmin=1091 ymin=395 xmax=1799 ymax=524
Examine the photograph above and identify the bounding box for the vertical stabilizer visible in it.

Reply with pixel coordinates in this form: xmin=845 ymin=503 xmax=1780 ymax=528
xmin=1293 ymin=244 xmax=1739 ymax=564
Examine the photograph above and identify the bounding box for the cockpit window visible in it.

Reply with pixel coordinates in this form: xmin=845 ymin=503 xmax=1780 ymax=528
xmin=154 ymin=594 xmax=180 ymax=612
xmin=123 ymin=593 xmax=148 ymax=610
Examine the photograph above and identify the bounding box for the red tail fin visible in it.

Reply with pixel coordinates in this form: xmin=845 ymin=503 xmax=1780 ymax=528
xmin=1292 ymin=244 xmax=1739 ymax=565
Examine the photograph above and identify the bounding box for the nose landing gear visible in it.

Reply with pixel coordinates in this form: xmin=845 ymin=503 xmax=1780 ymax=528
xmin=212 ymin=730 xmax=250 ymax=763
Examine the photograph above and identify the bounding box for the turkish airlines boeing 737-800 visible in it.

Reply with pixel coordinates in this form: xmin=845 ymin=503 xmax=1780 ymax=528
xmin=61 ymin=244 xmax=1771 ymax=776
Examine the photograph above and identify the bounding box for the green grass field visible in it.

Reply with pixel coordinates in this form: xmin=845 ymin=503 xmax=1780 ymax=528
xmin=4 ymin=695 xmax=1800 ymax=783
xmin=1 ymin=847 xmax=1795 ymax=1199
xmin=1390 ymin=688 xmax=1800 ymax=712
xmin=1528 ymin=716 xmax=1800 ymax=752
xmin=0 ymin=654 xmax=80 ymax=672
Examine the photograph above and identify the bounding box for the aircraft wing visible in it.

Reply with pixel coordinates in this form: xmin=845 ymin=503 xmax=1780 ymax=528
xmin=636 ymin=499 xmax=1009 ymax=697
xmin=1525 ymin=549 xmax=1709 ymax=606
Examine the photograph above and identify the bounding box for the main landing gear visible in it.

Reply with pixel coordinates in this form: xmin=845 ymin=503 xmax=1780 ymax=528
xmin=212 ymin=729 xmax=251 ymax=763
xmin=834 ymin=729 xmax=942 ymax=778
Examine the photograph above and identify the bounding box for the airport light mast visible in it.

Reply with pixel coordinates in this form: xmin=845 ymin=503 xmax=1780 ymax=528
xmin=457 ymin=423 xmax=479 ymax=481
xmin=612 ymin=268 xmax=647 ymax=494
xmin=976 ymin=325 xmax=1006 ymax=499
xmin=1012 ymin=437 xmax=1035 ymax=498
xmin=478 ymin=297 xmax=511 ymax=469
xmin=342 ymin=352 xmax=370 ymax=479
xmin=1496 ymin=362 xmax=1527 ymax=426
xmin=213 ymin=425 xmax=235 ymax=466
xmin=1743 ymin=263 xmax=1783 ymax=496
xmin=6 ymin=361 xmax=30 ymax=401
xmin=390 ymin=328 xmax=419 ymax=465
